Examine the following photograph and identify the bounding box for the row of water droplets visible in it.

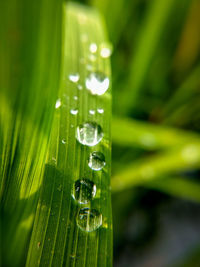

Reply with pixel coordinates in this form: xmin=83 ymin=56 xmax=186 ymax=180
xmin=55 ymin=40 xmax=111 ymax=232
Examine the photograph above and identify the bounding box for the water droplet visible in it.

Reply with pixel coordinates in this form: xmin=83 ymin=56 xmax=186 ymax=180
xmin=100 ymin=42 xmax=113 ymax=58
xmin=77 ymin=84 xmax=83 ymax=90
xmin=74 ymin=96 xmax=78 ymax=101
xmin=76 ymin=122 xmax=103 ymax=146
xmin=97 ymin=108 xmax=104 ymax=114
xmin=70 ymin=109 xmax=78 ymax=115
xmin=55 ymin=99 xmax=61 ymax=109
xmin=61 ymin=139 xmax=66 ymax=144
xmin=77 ymin=208 xmax=102 ymax=232
xmin=89 ymin=43 xmax=97 ymax=53
xmin=89 ymin=110 xmax=95 ymax=115
xmin=69 ymin=73 xmax=80 ymax=83
xmin=85 ymin=72 xmax=110 ymax=95
xmin=100 ymin=48 xmax=112 ymax=58
xmin=88 ymin=151 xmax=106 ymax=171
xmin=72 ymin=179 xmax=96 ymax=204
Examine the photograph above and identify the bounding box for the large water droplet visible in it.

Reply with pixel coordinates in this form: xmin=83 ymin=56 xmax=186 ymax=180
xmin=88 ymin=151 xmax=106 ymax=171
xmin=85 ymin=72 xmax=110 ymax=95
xmin=72 ymin=179 xmax=96 ymax=204
xmin=55 ymin=99 xmax=61 ymax=109
xmin=76 ymin=122 xmax=103 ymax=146
xmin=69 ymin=73 xmax=80 ymax=83
xmin=77 ymin=208 xmax=102 ymax=232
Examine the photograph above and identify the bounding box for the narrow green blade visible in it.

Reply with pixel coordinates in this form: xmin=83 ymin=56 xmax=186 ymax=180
xmin=26 ymin=3 xmax=112 ymax=267
xmin=0 ymin=0 xmax=62 ymax=265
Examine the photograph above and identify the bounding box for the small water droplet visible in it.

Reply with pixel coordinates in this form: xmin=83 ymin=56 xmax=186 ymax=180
xmin=77 ymin=84 xmax=83 ymax=90
xmin=88 ymin=54 xmax=97 ymax=62
xmin=69 ymin=73 xmax=80 ymax=83
xmin=55 ymin=99 xmax=61 ymax=109
xmin=86 ymin=64 xmax=93 ymax=71
xmin=85 ymin=72 xmax=109 ymax=95
xmin=88 ymin=151 xmax=106 ymax=171
xmin=97 ymin=108 xmax=104 ymax=114
xmin=100 ymin=47 xmax=112 ymax=58
xmin=70 ymin=109 xmax=78 ymax=115
xmin=89 ymin=110 xmax=95 ymax=115
xmin=100 ymin=42 xmax=113 ymax=58
xmin=62 ymin=139 xmax=66 ymax=144
xmin=89 ymin=43 xmax=97 ymax=53
xmin=77 ymin=208 xmax=102 ymax=232
xmin=74 ymin=96 xmax=78 ymax=101
xmin=72 ymin=179 xmax=96 ymax=204
xmin=76 ymin=122 xmax=103 ymax=146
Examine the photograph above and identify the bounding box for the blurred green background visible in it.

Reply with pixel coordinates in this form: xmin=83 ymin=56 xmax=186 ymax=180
xmin=76 ymin=0 xmax=200 ymax=266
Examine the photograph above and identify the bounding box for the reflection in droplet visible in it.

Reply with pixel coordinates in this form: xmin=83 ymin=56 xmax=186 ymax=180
xmin=76 ymin=122 xmax=103 ymax=146
xmin=88 ymin=151 xmax=106 ymax=171
xmin=85 ymin=72 xmax=109 ymax=95
xmin=55 ymin=99 xmax=61 ymax=109
xmin=69 ymin=73 xmax=80 ymax=83
xmin=70 ymin=109 xmax=78 ymax=115
xmin=77 ymin=208 xmax=102 ymax=232
xmin=72 ymin=179 xmax=96 ymax=204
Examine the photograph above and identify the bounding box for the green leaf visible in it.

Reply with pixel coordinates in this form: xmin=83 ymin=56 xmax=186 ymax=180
xmin=0 ymin=0 xmax=62 ymax=265
xmin=26 ymin=3 xmax=112 ymax=267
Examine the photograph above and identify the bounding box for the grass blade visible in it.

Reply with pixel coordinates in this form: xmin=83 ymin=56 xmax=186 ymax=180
xmin=0 ymin=0 xmax=62 ymax=265
xmin=112 ymin=142 xmax=200 ymax=192
xmin=26 ymin=3 xmax=112 ymax=266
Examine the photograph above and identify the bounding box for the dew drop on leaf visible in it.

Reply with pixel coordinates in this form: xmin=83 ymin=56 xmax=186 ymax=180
xmin=72 ymin=179 xmax=96 ymax=204
xmin=85 ymin=72 xmax=109 ymax=95
xmin=97 ymin=108 xmax=104 ymax=114
xmin=68 ymin=73 xmax=80 ymax=83
xmin=55 ymin=98 xmax=61 ymax=109
xmin=70 ymin=109 xmax=78 ymax=115
xmin=77 ymin=208 xmax=102 ymax=232
xmin=88 ymin=151 xmax=106 ymax=171
xmin=76 ymin=122 xmax=103 ymax=146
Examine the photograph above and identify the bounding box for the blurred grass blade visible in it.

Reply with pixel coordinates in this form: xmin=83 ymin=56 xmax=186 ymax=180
xmin=112 ymin=117 xmax=200 ymax=151
xmin=145 ymin=177 xmax=200 ymax=203
xmin=0 ymin=0 xmax=62 ymax=265
xmin=118 ymin=0 xmax=188 ymax=115
xmin=112 ymin=142 xmax=200 ymax=192
xmin=26 ymin=3 xmax=112 ymax=266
